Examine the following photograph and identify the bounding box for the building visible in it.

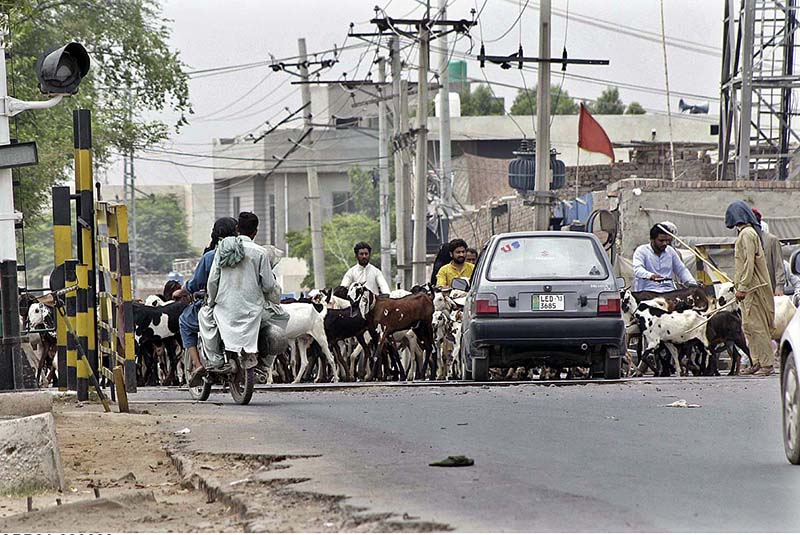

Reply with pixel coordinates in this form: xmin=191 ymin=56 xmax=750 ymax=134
xmin=99 ymin=182 xmax=214 ymax=252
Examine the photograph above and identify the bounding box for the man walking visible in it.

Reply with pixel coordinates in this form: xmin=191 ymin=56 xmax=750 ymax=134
xmin=436 ymin=238 xmax=475 ymax=288
xmin=341 ymin=241 xmax=391 ymax=296
xmin=725 ymin=201 xmax=775 ymax=376
xmin=752 ymin=208 xmax=786 ymax=296
xmin=632 ymin=224 xmax=697 ymax=293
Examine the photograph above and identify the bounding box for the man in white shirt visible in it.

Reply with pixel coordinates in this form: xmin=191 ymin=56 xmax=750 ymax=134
xmin=633 ymin=224 xmax=697 ymax=293
xmin=341 ymin=241 xmax=391 ymax=296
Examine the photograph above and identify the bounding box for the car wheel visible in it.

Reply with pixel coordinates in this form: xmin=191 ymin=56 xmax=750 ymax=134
xmin=459 ymin=335 xmax=472 ymax=381
xmin=783 ymin=353 xmax=800 ymax=465
xmin=603 ymin=351 xmax=622 ymax=380
xmin=472 ymin=356 xmax=489 ymax=382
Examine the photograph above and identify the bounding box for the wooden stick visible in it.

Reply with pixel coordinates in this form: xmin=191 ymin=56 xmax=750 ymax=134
xmin=656 ymin=224 xmax=733 ymax=283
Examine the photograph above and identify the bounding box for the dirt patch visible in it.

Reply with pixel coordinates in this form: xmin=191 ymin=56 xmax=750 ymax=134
xmin=0 ymin=401 xmax=244 ymax=533
xmin=0 ymin=398 xmax=450 ymax=533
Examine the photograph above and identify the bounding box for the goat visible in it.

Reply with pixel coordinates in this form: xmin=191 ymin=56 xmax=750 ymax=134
xmin=348 ymin=284 xmax=434 ymax=381
xmin=281 ymin=302 xmax=343 ymax=383
xmin=704 ymin=310 xmax=750 ymax=376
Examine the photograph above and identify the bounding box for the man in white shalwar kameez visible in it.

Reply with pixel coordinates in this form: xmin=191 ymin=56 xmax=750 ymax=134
xmin=201 ymin=212 xmax=287 ymax=369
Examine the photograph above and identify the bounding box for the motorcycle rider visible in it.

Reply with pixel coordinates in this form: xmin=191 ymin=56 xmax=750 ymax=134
xmin=201 ymin=212 xmax=289 ymax=376
xmin=175 ymin=217 xmax=238 ymax=387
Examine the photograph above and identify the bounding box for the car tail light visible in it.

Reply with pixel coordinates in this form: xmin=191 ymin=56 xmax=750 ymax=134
xmin=475 ymin=293 xmax=498 ymax=316
xmin=598 ymin=292 xmax=621 ymax=315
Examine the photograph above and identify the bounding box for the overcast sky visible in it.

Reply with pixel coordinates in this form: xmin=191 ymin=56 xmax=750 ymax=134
xmin=100 ymin=0 xmax=723 ymax=187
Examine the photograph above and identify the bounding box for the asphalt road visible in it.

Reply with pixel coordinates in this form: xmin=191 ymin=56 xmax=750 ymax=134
xmin=138 ymin=377 xmax=800 ymax=532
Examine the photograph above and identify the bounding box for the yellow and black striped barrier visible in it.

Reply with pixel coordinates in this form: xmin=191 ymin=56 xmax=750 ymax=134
xmin=52 ymin=186 xmax=72 ymax=391
xmin=65 ymin=259 xmax=78 ymax=390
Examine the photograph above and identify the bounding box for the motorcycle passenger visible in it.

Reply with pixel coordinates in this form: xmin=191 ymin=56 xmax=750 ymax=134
xmin=202 ymin=212 xmax=288 ymax=375
xmin=175 ymin=217 xmax=238 ymax=387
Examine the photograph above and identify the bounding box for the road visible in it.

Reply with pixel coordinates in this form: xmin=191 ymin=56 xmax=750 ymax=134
xmin=137 ymin=376 xmax=800 ymax=532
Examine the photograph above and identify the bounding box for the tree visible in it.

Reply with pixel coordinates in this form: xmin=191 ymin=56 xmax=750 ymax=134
xmin=509 ymin=85 xmax=579 ymax=115
xmin=6 ymin=1 xmax=190 ymax=218
xmin=286 ymin=213 xmax=381 ymax=288
xmin=460 ymin=85 xmax=505 ymax=116
xmin=348 ymin=167 xmax=379 ymax=218
xmin=591 ymin=87 xmax=625 ymax=115
xmin=626 ymin=102 xmax=646 ymax=115
xmin=132 ymin=194 xmax=195 ymax=273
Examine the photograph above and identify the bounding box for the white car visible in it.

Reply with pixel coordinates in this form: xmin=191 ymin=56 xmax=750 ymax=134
xmin=780 ymin=250 xmax=800 ymax=464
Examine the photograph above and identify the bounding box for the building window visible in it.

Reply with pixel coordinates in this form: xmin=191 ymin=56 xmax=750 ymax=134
xmin=269 ymin=194 xmax=276 ymax=245
xmin=232 ymin=196 xmax=240 ymax=216
xmin=332 ymin=191 xmax=355 ymax=215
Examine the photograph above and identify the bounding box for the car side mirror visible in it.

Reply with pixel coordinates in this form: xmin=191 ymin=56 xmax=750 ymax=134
xmin=615 ymin=277 xmax=626 ymax=290
xmin=451 ymin=277 xmax=470 ymax=292
xmin=792 ymin=250 xmax=800 ymax=276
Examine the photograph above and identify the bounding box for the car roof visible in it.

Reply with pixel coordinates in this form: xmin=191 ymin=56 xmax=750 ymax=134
xmin=489 ymin=231 xmax=598 ymax=240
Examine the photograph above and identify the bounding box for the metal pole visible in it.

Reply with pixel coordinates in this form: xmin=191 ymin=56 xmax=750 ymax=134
xmin=534 ymin=0 xmax=552 ymax=231
xmin=378 ymin=57 xmax=391 ymax=276
xmin=129 ymin=149 xmax=137 ymax=296
xmin=738 ymin=0 xmax=755 ymax=180
xmin=413 ymin=26 xmax=430 ymax=285
xmin=0 ymin=28 xmax=23 ymax=390
xmin=438 ymin=0 xmax=453 ymax=221
xmin=391 ymin=38 xmax=406 ymax=289
xmin=400 ymin=80 xmax=412 ymax=289
xmin=298 ymin=38 xmax=326 ymax=288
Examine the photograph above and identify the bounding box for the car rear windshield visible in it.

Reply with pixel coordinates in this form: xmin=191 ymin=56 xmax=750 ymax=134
xmin=487 ymin=236 xmax=608 ymax=280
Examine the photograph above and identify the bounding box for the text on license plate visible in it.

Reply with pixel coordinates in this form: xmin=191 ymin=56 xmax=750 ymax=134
xmin=532 ymin=294 xmax=565 ymax=311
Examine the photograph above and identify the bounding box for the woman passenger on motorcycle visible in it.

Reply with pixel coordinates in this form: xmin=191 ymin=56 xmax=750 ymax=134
xmin=174 ymin=217 xmax=238 ymax=387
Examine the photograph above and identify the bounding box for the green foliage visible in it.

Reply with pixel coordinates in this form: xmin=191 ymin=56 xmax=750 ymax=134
xmin=460 ymin=85 xmax=504 ymax=116
xmin=286 ymin=213 xmax=381 ymax=288
xmin=5 ymin=0 xmax=190 ymax=218
xmin=625 ymin=101 xmax=646 ymax=115
xmin=510 ymin=85 xmax=579 ymax=115
xmin=591 ymin=87 xmax=625 ymax=115
xmin=132 ymin=194 xmax=195 ymax=273
xmin=286 ymin=167 xmax=396 ymax=288
xmin=17 ymin=213 xmax=62 ymax=288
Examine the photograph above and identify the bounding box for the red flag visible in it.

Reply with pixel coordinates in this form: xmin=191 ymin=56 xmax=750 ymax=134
xmin=578 ymin=103 xmax=615 ymax=162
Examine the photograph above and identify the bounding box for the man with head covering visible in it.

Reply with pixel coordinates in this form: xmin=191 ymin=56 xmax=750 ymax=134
xmin=751 ymin=207 xmax=786 ymax=296
xmin=725 ymin=200 xmax=776 ymax=376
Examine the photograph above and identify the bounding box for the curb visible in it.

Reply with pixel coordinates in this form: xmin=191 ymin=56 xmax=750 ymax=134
xmin=165 ymin=447 xmax=251 ymax=520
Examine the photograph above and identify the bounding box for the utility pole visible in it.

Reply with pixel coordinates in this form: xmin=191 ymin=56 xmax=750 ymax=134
xmin=377 ymin=57 xmax=391 ymax=276
xmin=412 ymin=25 xmax=430 ymax=285
xmin=737 ymin=0 xmax=755 ymax=180
xmin=399 ymin=80 xmax=412 ymax=288
xmin=0 ymin=29 xmax=22 ymax=390
xmin=391 ymin=38 xmax=409 ymax=289
xmin=438 ymin=0 xmax=453 ymax=240
xmin=534 ymin=0 xmax=552 ymax=232
xmin=298 ymin=37 xmax=326 ymax=288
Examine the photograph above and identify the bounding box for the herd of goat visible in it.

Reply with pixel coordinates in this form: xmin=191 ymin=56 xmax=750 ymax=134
xmin=20 ymin=278 xmax=798 ymax=388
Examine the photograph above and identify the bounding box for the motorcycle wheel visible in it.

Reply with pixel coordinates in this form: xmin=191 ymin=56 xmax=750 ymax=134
xmin=230 ymin=363 xmax=255 ymax=405
xmin=184 ymin=347 xmax=212 ymax=401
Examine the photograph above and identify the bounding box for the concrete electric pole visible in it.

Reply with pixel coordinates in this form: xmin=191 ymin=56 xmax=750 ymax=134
xmin=437 ymin=0 xmax=453 ymax=238
xmin=412 ymin=25 xmax=430 ymax=286
xmin=377 ymin=57 xmax=391 ymax=276
xmin=534 ymin=0 xmax=552 ymax=232
xmin=298 ymin=37 xmax=326 ymax=288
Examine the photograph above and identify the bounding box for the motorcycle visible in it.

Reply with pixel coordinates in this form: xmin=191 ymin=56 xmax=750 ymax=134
xmin=184 ymin=337 xmax=257 ymax=405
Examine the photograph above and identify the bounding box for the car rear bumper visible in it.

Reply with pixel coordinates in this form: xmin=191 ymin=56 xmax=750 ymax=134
xmin=468 ymin=316 xmax=624 ymax=363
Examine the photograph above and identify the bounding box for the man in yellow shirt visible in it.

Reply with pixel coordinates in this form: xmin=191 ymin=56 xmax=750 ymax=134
xmin=436 ymin=238 xmax=475 ymax=288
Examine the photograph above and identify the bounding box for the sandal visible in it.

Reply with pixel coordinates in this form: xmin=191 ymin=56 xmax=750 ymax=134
xmin=188 ymin=366 xmax=206 ymax=387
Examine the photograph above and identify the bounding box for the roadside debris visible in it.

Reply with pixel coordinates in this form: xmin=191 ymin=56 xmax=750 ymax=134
xmin=662 ymin=399 xmax=701 ymax=408
xmin=174 ymin=427 xmax=191 ymax=435
xmin=429 ymin=455 xmax=474 ymax=467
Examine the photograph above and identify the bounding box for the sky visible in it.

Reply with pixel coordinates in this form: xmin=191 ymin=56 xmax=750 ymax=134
xmin=99 ymin=0 xmax=724 ymax=187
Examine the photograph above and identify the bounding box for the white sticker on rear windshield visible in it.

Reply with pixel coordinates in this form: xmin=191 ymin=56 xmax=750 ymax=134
xmin=535 ymin=250 xmax=555 ymax=261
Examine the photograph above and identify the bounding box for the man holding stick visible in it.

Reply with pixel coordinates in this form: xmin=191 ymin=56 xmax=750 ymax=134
xmin=725 ymin=200 xmax=775 ymax=376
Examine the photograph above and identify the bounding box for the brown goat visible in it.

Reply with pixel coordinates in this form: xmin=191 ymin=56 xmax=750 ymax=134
xmin=350 ymin=285 xmax=435 ymax=380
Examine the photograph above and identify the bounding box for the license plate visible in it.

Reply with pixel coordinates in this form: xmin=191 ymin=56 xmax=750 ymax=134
xmin=532 ymin=294 xmax=564 ymax=311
